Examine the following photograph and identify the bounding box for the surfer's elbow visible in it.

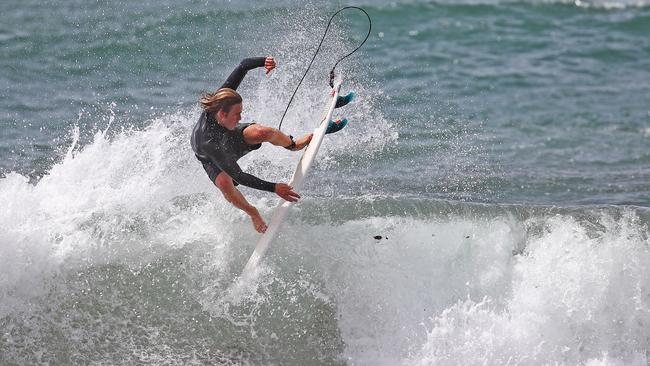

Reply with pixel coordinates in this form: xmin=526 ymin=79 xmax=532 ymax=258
xmin=256 ymin=127 xmax=275 ymax=141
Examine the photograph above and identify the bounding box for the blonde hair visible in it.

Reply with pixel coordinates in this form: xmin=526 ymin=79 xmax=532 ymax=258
xmin=200 ymin=88 xmax=242 ymax=114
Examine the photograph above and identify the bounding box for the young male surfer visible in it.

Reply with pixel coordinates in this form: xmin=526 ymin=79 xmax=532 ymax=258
xmin=191 ymin=56 xmax=351 ymax=233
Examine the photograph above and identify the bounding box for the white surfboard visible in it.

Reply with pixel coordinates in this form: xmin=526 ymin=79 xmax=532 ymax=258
xmin=241 ymin=80 xmax=343 ymax=276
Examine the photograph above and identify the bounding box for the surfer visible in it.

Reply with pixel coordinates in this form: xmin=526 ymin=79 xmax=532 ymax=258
xmin=191 ymin=56 xmax=352 ymax=233
xmin=191 ymin=56 xmax=313 ymax=233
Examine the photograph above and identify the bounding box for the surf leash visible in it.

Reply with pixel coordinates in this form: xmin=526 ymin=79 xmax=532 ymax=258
xmin=277 ymin=6 xmax=372 ymax=131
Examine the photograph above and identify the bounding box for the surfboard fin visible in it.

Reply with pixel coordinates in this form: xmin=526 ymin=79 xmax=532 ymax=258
xmin=326 ymin=118 xmax=348 ymax=134
xmin=335 ymin=91 xmax=355 ymax=108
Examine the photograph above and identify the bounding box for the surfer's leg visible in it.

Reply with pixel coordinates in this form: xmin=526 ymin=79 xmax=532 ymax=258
xmin=214 ymin=172 xmax=267 ymax=233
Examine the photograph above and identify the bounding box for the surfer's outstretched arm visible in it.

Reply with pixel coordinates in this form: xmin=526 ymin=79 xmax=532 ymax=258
xmin=221 ymin=56 xmax=276 ymax=90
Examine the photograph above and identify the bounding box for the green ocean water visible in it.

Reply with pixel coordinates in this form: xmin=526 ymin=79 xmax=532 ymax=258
xmin=1 ymin=1 xmax=649 ymax=365
xmin=2 ymin=0 xmax=649 ymax=205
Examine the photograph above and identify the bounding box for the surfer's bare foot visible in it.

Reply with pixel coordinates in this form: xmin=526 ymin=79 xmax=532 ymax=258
xmin=294 ymin=133 xmax=313 ymax=151
xmin=251 ymin=214 xmax=267 ymax=233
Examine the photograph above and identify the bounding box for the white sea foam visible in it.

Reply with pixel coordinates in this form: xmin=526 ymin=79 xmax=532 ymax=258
xmin=0 ymin=111 xmax=222 ymax=317
xmin=256 ymin=205 xmax=649 ymax=365
xmin=2 ymin=130 xmax=649 ymax=364
xmin=335 ymin=210 xmax=649 ymax=366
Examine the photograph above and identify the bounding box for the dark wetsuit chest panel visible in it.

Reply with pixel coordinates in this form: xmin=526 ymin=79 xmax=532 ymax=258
xmin=200 ymin=113 xmax=260 ymax=161
xmin=191 ymin=112 xmax=273 ymax=192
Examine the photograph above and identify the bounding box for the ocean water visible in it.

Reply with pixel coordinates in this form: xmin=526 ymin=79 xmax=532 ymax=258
xmin=1 ymin=0 xmax=649 ymax=365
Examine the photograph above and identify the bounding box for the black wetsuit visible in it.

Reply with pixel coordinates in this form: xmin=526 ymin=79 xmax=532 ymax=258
xmin=191 ymin=57 xmax=276 ymax=193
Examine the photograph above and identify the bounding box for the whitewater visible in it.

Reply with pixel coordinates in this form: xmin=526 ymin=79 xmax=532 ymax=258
xmin=2 ymin=0 xmax=650 ymax=364
xmin=1 ymin=107 xmax=648 ymax=364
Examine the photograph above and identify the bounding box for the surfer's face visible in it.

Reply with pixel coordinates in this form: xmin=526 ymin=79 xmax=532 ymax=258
xmin=218 ymin=103 xmax=243 ymax=130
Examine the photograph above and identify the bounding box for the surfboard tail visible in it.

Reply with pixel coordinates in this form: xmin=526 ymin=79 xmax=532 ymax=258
xmin=241 ymin=201 xmax=292 ymax=275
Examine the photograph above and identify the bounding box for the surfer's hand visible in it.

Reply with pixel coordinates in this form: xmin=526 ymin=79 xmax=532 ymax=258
xmin=275 ymin=183 xmax=300 ymax=202
xmin=265 ymin=56 xmax=276 ymax=74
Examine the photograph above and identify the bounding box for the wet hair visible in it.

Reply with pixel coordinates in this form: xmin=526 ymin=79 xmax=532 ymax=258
xmin=200 ymin=88 xmax=242 ymax=114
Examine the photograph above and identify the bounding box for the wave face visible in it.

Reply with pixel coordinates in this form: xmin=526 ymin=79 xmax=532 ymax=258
xmin=1 ymin=116 xmax=648 ymax=364
xmin=1 ymin=0 xmax=650 ymax=364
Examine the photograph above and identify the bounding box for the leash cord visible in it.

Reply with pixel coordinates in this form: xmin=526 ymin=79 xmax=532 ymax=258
xmin=277 ymin=6 xmax=372 ymax=130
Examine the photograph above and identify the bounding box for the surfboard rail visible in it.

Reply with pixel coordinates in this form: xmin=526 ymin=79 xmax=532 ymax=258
xmin=241 ymin=80 xmax=343 ymax=276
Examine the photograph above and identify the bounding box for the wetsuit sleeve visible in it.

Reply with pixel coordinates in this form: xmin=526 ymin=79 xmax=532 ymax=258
xmin=202 ymin=144 xmax=277 ymax=193
xmin=220 ymin=160 xmax=277 ymax=193
xmin=220 ymin=57 xmax=267 ymax=90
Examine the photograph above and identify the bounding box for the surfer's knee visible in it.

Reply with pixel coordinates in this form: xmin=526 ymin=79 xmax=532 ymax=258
xmin=214 ymin=172 xmax=234 ymax=191
xmin=244 ymin=124 xmax=274 ymax=144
